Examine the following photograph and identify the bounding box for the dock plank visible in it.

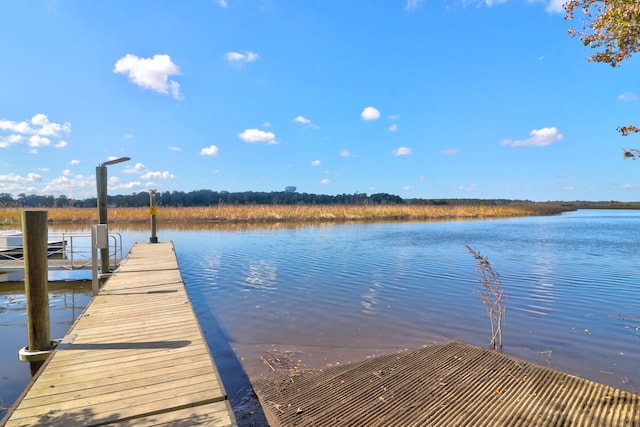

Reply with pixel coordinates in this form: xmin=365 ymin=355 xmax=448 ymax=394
xmin=2 ymin=242 xmax=236 ymax=427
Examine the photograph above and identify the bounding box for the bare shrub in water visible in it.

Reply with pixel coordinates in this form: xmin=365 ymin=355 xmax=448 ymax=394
xmin=465 ymin=245 xmax=506 ymax=351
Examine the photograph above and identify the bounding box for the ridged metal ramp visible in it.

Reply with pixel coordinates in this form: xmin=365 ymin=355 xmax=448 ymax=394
xmin=253 ymin=341 xmax=639 ymax=426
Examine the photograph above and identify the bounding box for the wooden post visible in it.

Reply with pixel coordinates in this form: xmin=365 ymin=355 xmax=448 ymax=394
xmin=150 ymin=189 xmax=158 ymax=243
xmin=22 ymin=210 xmax=51 ymax=374
xmin=96 ymin=165 xmax=110 ymax=274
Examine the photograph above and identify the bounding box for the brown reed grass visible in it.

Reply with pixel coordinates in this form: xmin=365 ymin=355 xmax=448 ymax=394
xmin=0 ymin=204 xmax=572 ymax=227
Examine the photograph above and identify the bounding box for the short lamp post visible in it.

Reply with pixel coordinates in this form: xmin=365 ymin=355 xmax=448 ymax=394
xmin=96 ymin=156 xmax=130 ymax=275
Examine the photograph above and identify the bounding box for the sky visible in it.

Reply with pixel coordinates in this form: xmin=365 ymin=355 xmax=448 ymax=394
xmin=2 ymin=0 xmax=640 ymax=202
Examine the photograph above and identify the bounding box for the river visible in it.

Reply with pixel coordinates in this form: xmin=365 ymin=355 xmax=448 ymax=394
xmin=1 ymin=209 xmax=639 ymax=419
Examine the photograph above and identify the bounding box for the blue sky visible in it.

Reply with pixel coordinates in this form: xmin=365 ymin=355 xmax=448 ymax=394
xmin=2 ymin=0 xmax=640 ymax=202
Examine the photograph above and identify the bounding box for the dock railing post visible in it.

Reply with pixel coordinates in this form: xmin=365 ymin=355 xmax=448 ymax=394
xmin=21 ymin=210 xmax=52 ymax=375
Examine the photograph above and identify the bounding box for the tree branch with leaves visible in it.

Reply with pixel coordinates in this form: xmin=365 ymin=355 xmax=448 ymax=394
xmin=565 ymin=0 xmax=640 ymax=157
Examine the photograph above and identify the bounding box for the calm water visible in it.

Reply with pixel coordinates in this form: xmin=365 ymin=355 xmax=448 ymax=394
xmin=1 ymin=209 xmax=639 ymax=417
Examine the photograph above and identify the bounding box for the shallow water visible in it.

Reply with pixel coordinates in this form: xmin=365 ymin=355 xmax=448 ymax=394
xmin=1 ymin=209 xmax=639 ymax=419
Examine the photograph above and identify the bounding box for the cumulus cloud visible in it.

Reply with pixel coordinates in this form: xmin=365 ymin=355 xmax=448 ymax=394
xmin=392 ymin=146 xmax=413 ymax=156
xmin=0 ymin=114 xmax=71 ymax=150
xmin=294 ymin=116 xmax=311 ymax=125
xmin=123 ymin=162 xmax=148 ymax=174
xmin=29 ymin=135 xmax=51 ymax=147
xmin=361 ymin=106 xmax=381 ymax=121
xmin=168 ymin=146 xmax=182 ymax=152
xmin=320 ymin=179 xmax=331 ymax=185
xmin=340 ymin=149 xmax=351 ymax=157
xmin=226 ymin=51 xmax=260 ymax=66
xmin=441 ymin=148 xmax=458 ymax=156
xmin=0 ymin=134 xmax=23 ymax=148
xmin=501 ymin=126 xmax=563 ymax=147
xmin=71 ymin=159 xmax=80 ymax=165
xmin=293 ymin=115 xmax=318 ymax=129
xmin=114 ymin=54 xmax=182 ymax=99
xmin=618 ymin=92 xmax=638 ymax=102
xmin=238 ymin=128 xmax=277 ymax=144
xmin=388 ymin=123 xmax=398 ymax=132
xmin=310 ymin=160 xmax=321 ymax=166
xmin=140 ymin=171 xmax=175 ymax=179
xmin=200 ymin=145 xmax=219 ymax=156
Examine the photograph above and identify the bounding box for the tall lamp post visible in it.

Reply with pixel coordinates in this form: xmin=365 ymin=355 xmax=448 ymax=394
xmin=96 ymin=156 xmax=130 ymax=275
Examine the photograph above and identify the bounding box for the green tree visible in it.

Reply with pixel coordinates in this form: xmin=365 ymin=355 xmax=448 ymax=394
xmin=565 ymin=0 xmax=640 ymax=158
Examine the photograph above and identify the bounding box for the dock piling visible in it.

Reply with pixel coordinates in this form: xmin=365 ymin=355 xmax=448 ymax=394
xmin=20 ymin=210 xmax=53 ymax=375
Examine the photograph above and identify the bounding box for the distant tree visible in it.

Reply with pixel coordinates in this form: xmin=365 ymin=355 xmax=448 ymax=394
xmin=565 ymin=1 xmax=640 ymax=158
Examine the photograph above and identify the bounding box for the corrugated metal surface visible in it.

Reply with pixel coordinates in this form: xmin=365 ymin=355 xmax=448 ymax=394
xmin=253 ymin=341 xmax=639 ymax=426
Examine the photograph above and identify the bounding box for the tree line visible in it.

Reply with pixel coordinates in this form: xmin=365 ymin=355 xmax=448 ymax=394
xmin=0 ymin=190 xmax=405 ymax=208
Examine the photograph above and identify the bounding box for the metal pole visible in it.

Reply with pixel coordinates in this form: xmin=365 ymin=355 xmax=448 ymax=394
xmin=22 ymin=210 xmax=51 ymax=375
xmin=96 ymin=165 xmax=109 ymax=274
xmin=150 ymin=190 xmax=158 ymax=243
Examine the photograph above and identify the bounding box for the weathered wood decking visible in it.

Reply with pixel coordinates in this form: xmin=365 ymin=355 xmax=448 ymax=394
xmin=254 ymin=341 xmax=640 ymax=426
xmin=2 ymin=242 xmax=236 ymax=427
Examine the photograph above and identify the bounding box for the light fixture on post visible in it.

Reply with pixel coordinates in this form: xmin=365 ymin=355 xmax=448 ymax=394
xmin=96 ymin=156 xmax=131 ymax=275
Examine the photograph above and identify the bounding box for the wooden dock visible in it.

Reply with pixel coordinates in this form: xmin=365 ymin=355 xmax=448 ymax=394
xmin=2 ymin=242 xmax=236 ymax=427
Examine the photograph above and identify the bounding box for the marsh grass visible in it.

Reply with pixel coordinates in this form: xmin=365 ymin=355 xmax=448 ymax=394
xmin=466 ymin=245 xmax=506 ymax=351
xmin=0 ymin=204 xmax=571 ymax=227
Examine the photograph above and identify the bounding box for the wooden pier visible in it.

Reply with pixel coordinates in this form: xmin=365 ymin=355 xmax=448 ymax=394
xmin=2 ymin=242 xmax=236 ymax=426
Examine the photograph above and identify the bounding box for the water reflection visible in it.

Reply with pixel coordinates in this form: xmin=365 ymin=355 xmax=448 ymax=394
xmin=2 ymin=210 xmax=639 ymax=420
xmin=0 ymin=281 xmax=91 ymax=418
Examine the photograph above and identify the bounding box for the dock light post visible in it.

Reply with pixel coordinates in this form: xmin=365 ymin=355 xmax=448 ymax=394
xmin=96 ymin=156 xmax=130 ymax=275
xmin=149 ymin=189 xmax=158 ymax=243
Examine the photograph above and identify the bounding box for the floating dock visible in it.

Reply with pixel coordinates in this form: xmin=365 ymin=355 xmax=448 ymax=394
xmin=2 ymin=242 xmax=236 ymax=427
xmin=254 ymin=341 xmax=639 ymax=426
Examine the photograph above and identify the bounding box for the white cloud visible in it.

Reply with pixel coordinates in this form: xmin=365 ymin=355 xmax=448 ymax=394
xmin=388 ymin=123 xmax=398 ymax=132
xmin=122 ymin=162 xmax=147 ymax=174
xmin=217 ymin=0 xmax=228 ymax=7
xmin=618 ymin=92 xmax=638 ymax=102
xmin=320 ymin=179 xmax=331 ymax=184
xmin=226 ymin=51 xmax=260 ymax=66
xmin=545 ymin=0 xmax=565 ymax=13
xmin=392 ymin=146 xmax=413 ymax=156
xmin=238 ymin=128 xmax=277 ymax=144
xmin=456 ymin=183 xmax=477 ymax=192
xmin=310 ymin=160 xmax=321 ymax=166
xmin=361 ymin=106 xmax=381 ymax=121
xmin=29 ymin=135 xmax=51 ymax=147
xmin=168 ymin=146 xmax=182 ymax=152
xmin=0 ymin=134 xmax=22 ymax=148
xmin=71 ymin=159 xmax=80 ymax=165
xmin=113 ymin=54 xmax=182 ymax=99
xmin=405 ymin=0 xmax=424 ymax=11
xmin=63 ymin=169 xmax=72 ymax=176
xmin=294 ymin=116 xmax=311 ymax=125
xmin=340 ymin=149 xmax=351 ymax=157
xmin=501 ymin=126 xmax=563 ymax=147
xmin=141 ymin=171 xmax=175 ymax=179
xmin=0 ymin=172 xmax=42 ymax=183
xmin=403 ymin=185 xmax=411 ymax=191
xmin=441 ymin=148 xmax=458 ymax=156
xmin=200 ymin=145 xmax=219 ymax=156
xmin=0 ymin=114 xmax=70 ymax=150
